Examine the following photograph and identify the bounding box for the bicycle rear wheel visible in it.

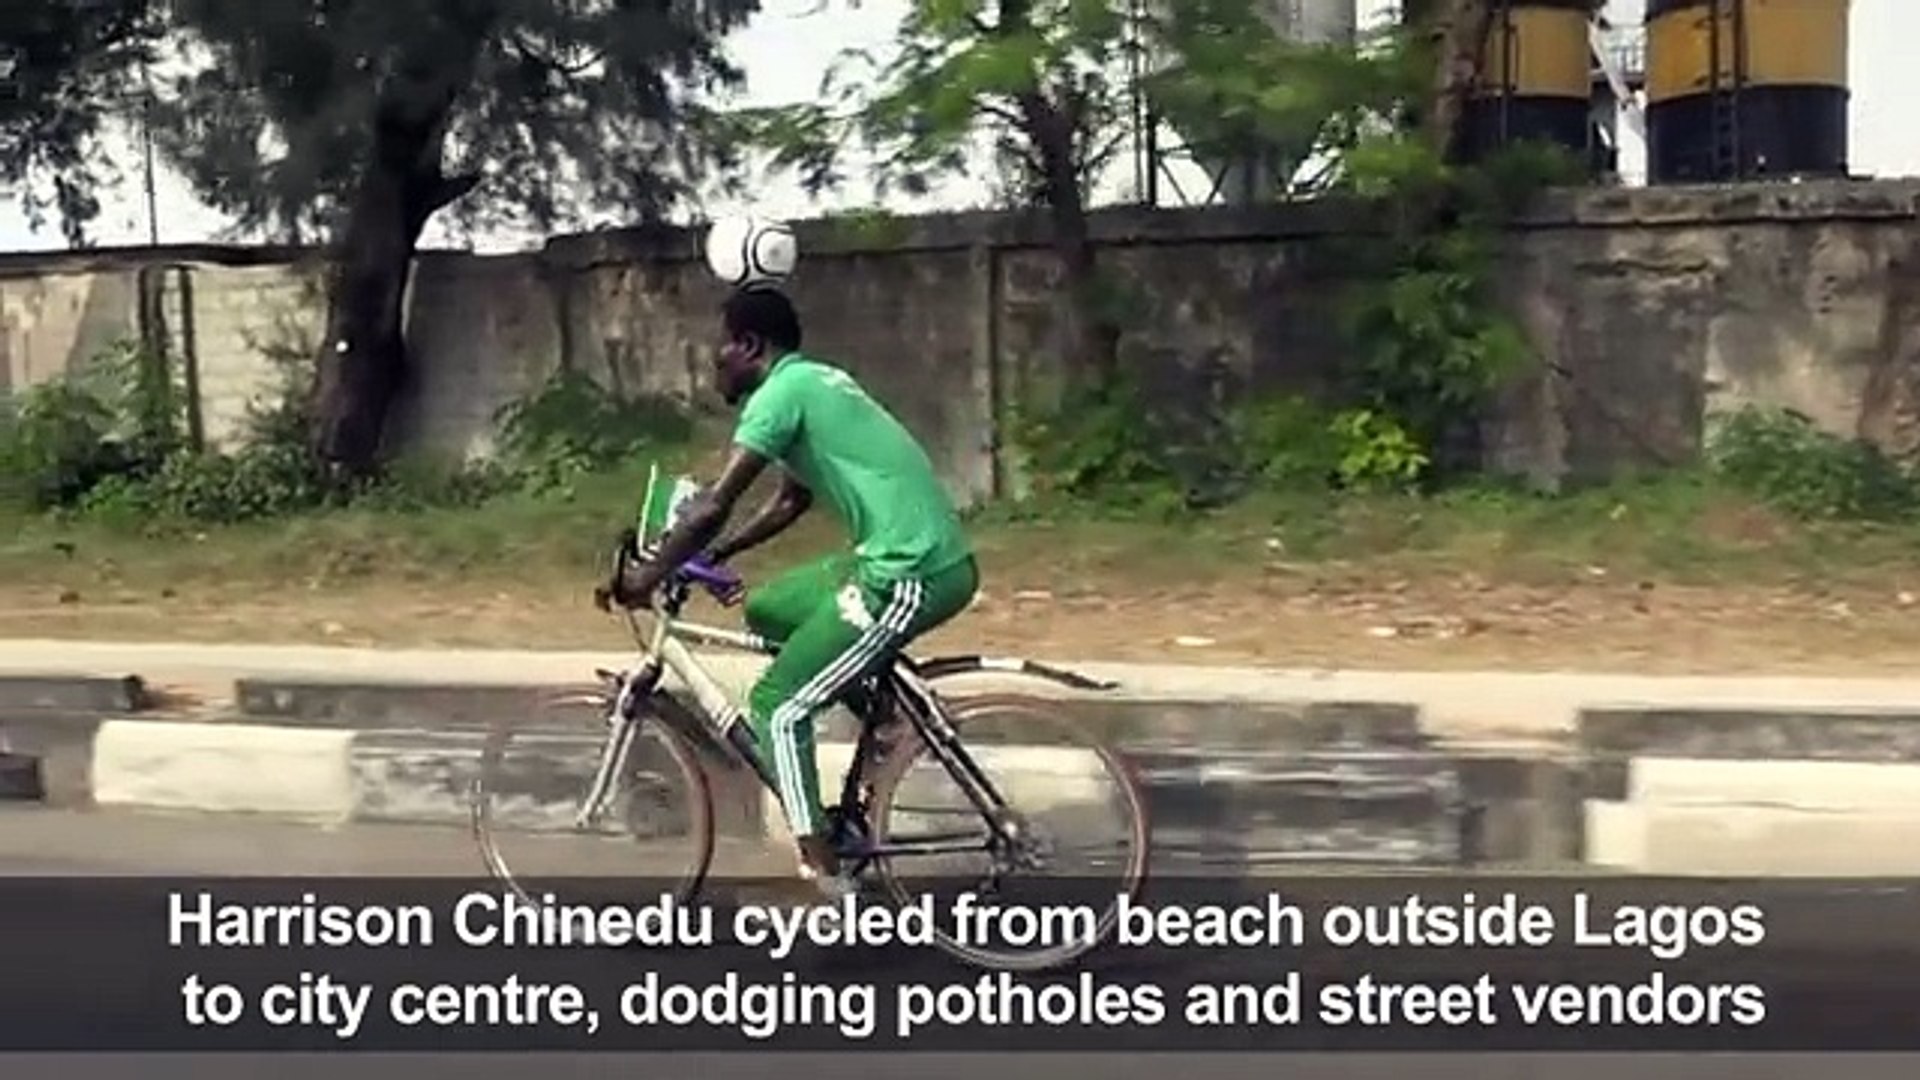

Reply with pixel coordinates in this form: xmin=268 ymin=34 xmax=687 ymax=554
xmin=865 ymin=692 xmax=1150 ymax=972
xmin=470 ymin=685 xmax=715 ymax=909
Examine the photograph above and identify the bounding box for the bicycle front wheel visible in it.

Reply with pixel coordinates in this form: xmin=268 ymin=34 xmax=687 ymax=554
xmin=866 ymin=692 xmax=1150 ymax=972
xmin=470 ymin=686 xmax=714 ymax=910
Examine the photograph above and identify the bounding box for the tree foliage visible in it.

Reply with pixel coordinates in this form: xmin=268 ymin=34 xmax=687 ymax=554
xmin=732 ymin=0 xmax=1197 ymax=385
xmin=728 ymin=1 xmax=1454 ymax=386
xmin=151 ymin=0 xmax=763 ymax=244
xmin=1 ymin=0 xmax=160 ymax=245
xmin=1146 ymin=2 xmax=1427 ymax=195
xmin=735 ymin=0 xmax=1133 ymax=201
xmin=130 ymin=0 xmax=763 ymax=476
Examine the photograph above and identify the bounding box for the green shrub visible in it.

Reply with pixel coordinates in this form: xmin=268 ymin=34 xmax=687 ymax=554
xmin=0 ymin=337 xmax=185 ymax=510
xmin=492 ymin=370 xmax=697 ymax=500
xmin=0 ymin=378 xmax=127 ymax=509
xmin=1232 ymin=394 xmax=1342 ymax=490
xmin=140 ymin=444 xmax=327 ymax=524
xmin=1008 ymin=376 xmax=1189 ymax=514
xmin=1705 ymin=406 xmax=1919 ymax=521
xmin=496 ymin=371 xmax=693 ymax=469
xmin=1328 ymin=407 xmax=1430 ymax=492
xmin=349 ymin=455 xmax=516 ymax=513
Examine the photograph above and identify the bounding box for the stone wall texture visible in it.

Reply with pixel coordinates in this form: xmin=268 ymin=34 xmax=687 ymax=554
xmin=6 ymin=178 xmax=1920 ymax=505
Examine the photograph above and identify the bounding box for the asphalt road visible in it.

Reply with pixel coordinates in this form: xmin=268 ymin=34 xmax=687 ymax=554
xmin=0 ymin=803 xmax=780 ymax=877
xmin=2 ymin=805 xmax=1916 ymax=1078
xmin=20 ymin=636 xmax=1920 ymax=746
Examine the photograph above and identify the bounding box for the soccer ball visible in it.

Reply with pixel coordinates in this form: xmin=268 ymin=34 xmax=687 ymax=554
xmin=704 ymin=213 xmax=798 ymax=288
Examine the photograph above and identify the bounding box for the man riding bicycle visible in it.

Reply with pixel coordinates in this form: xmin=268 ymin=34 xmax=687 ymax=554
xmin=598 ymin=284 xmax=980 ymax=898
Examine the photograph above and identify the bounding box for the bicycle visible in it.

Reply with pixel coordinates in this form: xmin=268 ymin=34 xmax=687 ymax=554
xmin=469 ymin=517 xmax=1153 ymax=973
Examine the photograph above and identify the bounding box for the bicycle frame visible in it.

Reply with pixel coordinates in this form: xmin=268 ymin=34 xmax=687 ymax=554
xmin=581 ymin=579 xmax=1043 ymax=868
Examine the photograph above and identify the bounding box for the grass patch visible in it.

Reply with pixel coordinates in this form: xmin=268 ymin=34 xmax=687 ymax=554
xmin=10 ymin=464 xmax=1916 ymax=605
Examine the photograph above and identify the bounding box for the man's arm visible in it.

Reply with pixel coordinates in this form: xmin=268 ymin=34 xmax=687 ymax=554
xmin=605 ymin=446 xmax=769 ymax=608
xmin=710 ymin=471 xmax=812 ymax=562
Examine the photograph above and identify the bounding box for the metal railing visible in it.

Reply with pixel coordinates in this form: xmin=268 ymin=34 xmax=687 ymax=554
xmin=1597 ymin=24 xmax=1647 ymax=87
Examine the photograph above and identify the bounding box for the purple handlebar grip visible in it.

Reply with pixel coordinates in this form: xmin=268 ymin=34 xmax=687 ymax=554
xmin=680 ymin=556 xmax=742 ymax=592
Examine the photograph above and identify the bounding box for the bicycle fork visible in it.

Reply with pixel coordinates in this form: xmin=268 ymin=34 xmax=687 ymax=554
xmin=572 ymin=666 xmax=653 ymax=832
xmin=575 ymin=658 xmax=775 ymax=818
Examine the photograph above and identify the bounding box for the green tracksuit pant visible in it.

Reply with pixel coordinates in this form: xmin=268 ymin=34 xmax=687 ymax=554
xmin=741 ymin=551 xmax=979 ymax=837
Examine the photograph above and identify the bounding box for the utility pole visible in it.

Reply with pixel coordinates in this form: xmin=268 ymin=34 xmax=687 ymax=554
xmin=141 ymin=58 xmax=160 ymax=245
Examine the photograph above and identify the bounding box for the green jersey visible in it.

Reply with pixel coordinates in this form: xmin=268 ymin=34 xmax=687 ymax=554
xmin=732 ymin=351 xmax=973 ymax=585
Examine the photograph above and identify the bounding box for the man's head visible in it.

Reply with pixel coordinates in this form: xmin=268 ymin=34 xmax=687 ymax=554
xmin=716 ymin=285 xmax=803 ymax=406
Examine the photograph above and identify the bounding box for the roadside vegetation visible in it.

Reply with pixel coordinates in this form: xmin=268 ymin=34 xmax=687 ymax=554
xmin=6 ymin=324 xmax=1920 ymax=600
xmin=7 ymin=1 xmax=1920 ymax=667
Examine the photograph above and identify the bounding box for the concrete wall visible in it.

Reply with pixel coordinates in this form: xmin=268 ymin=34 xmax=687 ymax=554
xmin=0 ymin=248 xmax=327 ymax=450
xmin=1485 ymin=182 xmax=1920 ymax=485
xmin=0 ymin=262 xmax=141 ymax=397
xmin=6 ymin=179 xmax=1920 ymax=503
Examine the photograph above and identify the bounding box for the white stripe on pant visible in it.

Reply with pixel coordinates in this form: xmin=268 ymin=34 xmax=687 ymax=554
xmin=767 ymin=577 xmax=925 ymax=835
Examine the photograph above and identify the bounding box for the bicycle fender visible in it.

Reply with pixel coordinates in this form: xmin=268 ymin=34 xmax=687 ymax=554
xmin=913 ymin=654 xmax=1119 ymax=692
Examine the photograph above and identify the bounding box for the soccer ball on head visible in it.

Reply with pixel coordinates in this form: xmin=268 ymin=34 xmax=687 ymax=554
xmin=704 ymin=213 xmax=798 ymax=289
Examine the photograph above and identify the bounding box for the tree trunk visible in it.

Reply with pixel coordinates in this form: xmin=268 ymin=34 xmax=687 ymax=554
xmin=307 ymin=59 xmax=481 ymax=479
xmin=1423 ymin=0 xmax=1498 ymax=165
xmin=1021 ymin=88 xmax=1120 ymax=389
xmin=993 ymin=0 xmax=1119 ymax=390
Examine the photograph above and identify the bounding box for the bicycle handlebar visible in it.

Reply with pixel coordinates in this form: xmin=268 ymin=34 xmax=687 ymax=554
xmin=678 ymin=553 xmax=744 ymax=596
xmin=608 ymin=529 xmax=745 ymax=607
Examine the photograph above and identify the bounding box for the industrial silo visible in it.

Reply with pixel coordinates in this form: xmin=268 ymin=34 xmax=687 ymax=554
xmin=1457 ymin=1 xmax=1602 ymax=163
xmin=1643 ymin=0 xmax=1851 ymax=182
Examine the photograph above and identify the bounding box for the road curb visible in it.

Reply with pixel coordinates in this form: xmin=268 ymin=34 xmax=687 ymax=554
xmin=228 ymin=674 xmax=1431 ymax=746
xmin=71 ymin=712 xmax=1584 ymax=869
xmin=210 ymin=677 xmax=1497 ymax=866
xmin=30 ymin=669 xmax=1920 ymax=875
xmin=1577 ymin=703 xmax=1920 ymax=761
xmin=0 ymin=673 xmax=152 ymax=716
xmin=0 ymin=674 xmax=155 ymax=807
xmin=1577 ymin=704 xmax=1920 ymax=872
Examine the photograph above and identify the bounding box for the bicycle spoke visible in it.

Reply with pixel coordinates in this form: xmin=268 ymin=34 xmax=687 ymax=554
xmin=471 ymin=687 xmax=714 ymax=908
xmin=867 ymin=691 xmax=1151 ymax=973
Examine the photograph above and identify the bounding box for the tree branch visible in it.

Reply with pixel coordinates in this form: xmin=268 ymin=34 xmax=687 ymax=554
xmin=1424 ymin=0 xmax=1496 ymax=164
xmin=508 ymin=30 xmax=603 ymax=77
xmin=979 ymin=100 xmax=1026 ymax=129
xmin=425 ymin=171 xmax=482 ymax=213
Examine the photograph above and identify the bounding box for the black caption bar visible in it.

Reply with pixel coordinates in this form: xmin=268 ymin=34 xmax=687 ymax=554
xmin=3 ymin=876 xmax=1918 ymax=1052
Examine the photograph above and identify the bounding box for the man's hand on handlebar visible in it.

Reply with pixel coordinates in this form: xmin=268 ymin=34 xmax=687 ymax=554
xmin=594 ymin=531 xmax=744 ymax=612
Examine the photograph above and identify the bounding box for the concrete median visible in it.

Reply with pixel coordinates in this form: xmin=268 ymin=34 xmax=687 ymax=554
xmin=91 ymin=719 xmax=357 ymax=822
xmin=1579 ymin=703 xmax=1920 ymax=873
xmin=18 ymin=643 xmax=1920 ymax=877
xmin=0 ymin=673 xmax=156 ymax=806
xmin=1577 ymin=703 xmax=1920 ymax=762
xmin=52 ymin=670 xmax=1506 ymax=869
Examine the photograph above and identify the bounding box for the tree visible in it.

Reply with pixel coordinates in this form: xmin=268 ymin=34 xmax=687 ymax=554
xmin=1414 ymin=0 xmax=1496 ymax=164
xmin=149 ymin=0 xmax=763 ymax=478
xmin=1 ymin=0 xmax=159 ymax=246
xmin=1144 ymin=1 xmax=1426 ymax=198
xmin=737 ymin=0 xmax=1432 ymax=388
xmin=1408 ymin=0 xmax=1606 ymax=165
xmin=739 ymin=0 xmax=1175 ymax=388
xmin=1130 ymin=1 xmax=1574 ymax=485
